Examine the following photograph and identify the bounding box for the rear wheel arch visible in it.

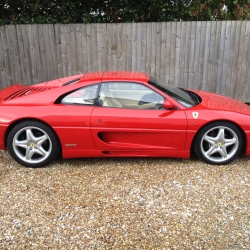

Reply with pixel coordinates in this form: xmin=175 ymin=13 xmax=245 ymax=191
xmin=5 ymin=118 xmax=62 ymax=151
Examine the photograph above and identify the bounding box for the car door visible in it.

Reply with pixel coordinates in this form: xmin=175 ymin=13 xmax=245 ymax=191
xmin=90 ymin=82 xmax=187 ymax=154
xmin=49 ymin=84 xmax=99 ymax=158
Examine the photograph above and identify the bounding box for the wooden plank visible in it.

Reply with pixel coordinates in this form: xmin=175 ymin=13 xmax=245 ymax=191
xmin=141 ymin=23 xmax=147 ymax=73
xmin=216 ymin=21 xmax=227 ymax=94
xmin=146 ymin=22 xmax=152 ymax=76
xmin=69 ymin=24 xmax=78 ymax=75
xmin=160 ymin=22 xmax=167 ymax=82
xmin=0 ymin=26 xmax=5 ymax=89
xmin=91 ymin=24 xmax=98 ymax=71
xmin=42 ymin=24 xmax=52 ymax=80
xmin=102 ymin=23 xmax=109 ymax=71
xmin=86 ymin=24 xmax=93 ymax=72
xmin=48 ymin=24 xmax=58 ymax=80
xmin=116 ymin=23 xmax=124 ymax=71
xmin=202 ymin=21 xmax=212 ymax=91
xmin=136 ymin=23 xmax=142 ymax=72
xmin=0 ymin=25 xmax=12 ymax=88
xmin=107 ymin=23 xmax=113 ymax=71
xmin=15 ymin=25 xmax=26 ymax=84
xmin=206 ymin=21 xmax=218 ymax=93
xmin=244 ymin=22 xmax=250 ymax=103
xmin=225 ymin=21 xmax=237 ymax=98
xmin=101 ymin=23 xmax=108 ymax=71
xmin=155 ymin=22 xmax=161 ymax=79
xmin=228 ymin=21 xmax=241 ymax=99
xmin=26 ymin=25 xmax=39 ymax=83
xmin=75 ymin=23 xmax=83 ymax=73
xmin=165 ymin=22 xmax=171 ymax=84
xmin=197 ymin=21 xmax=207 ymax=90
xmin=112 ymin=23 xmax=118 ymax=71
xmin=207 ymin=21 xmax=220 ymax=92
xmin=183 ymin=21 xmax=192 ymax=88
xmin=131 ymin=23 xmax=137 ymax=72
xmin=107 ymin=23 xmax=118 ymax=71
xmin=120 ymin=22 xmax=127 ymax=71
xmin=169 ymin=22 xmax=176 ymax=86
xmin=220 ymin=21 xmax=231 ymax=95
xmin=37 ymin=25 xmax=51 ymax=82
xmin=234 ymin=21 xmax=246 ymax=101
xmin=59 ymin=24 xmax=68 ymax=76
xmin=192 ymin=21 xmax=202 ymax=90
xmin=7 ymin=25 xmax=23 ymax=84
xmin=54 ymin=24 xmax=63 ymax=77
xmin=210 ymin=21 xmax=222 ymax=93
xmin=20 ymin=25 xmax=33 ymax=85
xmin=81 ymin=24 xmax=88 ymax=72
xmin=126 ymin=23 xmax=132 ymax=71
xmin=174 ymin=22 xmax=181 ymax=87
xmin=150 ymin=23 xmax=157 ymax=77
xmin=187 ymin=21 xmax=196 ymax=89
xmin=179 ymin=22 xmax=187 ymax=88
xmin=43 ymin=24 xmax=56 ymax=80
xmin=241 ymin=21 xmax=250 ymax=102
xmin=96 ymin=23 xmax=103 ymax=71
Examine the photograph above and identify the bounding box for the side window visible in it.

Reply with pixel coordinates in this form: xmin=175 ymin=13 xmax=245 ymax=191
xmin=98 ymin=82 xmax=164 ymax=109
xmin=61 ymin=85 xmax=98 ymax=105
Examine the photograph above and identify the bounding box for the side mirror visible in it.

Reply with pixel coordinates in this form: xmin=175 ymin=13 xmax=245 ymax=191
xmin=163 ymin=100 xmax=174 ymax=109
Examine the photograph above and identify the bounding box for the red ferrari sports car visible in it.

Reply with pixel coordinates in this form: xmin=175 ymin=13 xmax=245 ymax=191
xmin=0 ymin=71 xmax=250 ymax=167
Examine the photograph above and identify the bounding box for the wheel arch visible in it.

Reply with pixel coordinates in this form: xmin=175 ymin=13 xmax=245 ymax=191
xmin=4 ymin=118 xmax=62 ymax=152
xmin=191 ymin=120 xmax=246 ymax=155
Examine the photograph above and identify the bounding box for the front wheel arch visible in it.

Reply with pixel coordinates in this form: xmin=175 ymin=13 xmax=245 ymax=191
xmin=191 ymin=120 xmax=246 ymax=164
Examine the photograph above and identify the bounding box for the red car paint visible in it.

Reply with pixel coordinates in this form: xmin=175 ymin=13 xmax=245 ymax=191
xmin=1 ymin=71 xmax=250 ymax=161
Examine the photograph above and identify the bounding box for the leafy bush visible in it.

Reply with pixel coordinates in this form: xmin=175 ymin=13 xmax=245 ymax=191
xmin=1 ymin=0 xmax=250 ymax=25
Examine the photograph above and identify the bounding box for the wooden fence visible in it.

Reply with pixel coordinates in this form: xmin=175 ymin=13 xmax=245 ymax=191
xmin=0 ymin=21 xmax=250 ymax=102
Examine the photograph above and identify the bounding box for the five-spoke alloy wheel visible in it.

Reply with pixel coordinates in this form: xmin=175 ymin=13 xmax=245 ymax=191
xmin=195 ymin=122 xmax=243 ymax=165
xmin=7 ymin=120 xmax=59 ymax=168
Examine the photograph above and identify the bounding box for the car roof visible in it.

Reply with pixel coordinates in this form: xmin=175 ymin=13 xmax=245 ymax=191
xmin=79 ymin=71 xmax=148 ymax=83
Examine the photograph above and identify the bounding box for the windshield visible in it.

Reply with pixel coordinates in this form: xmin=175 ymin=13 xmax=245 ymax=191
xmin=148 ymin=77 xmax=201 ymax=108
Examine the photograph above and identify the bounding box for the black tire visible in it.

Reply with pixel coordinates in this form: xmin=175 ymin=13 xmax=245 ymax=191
xmin=194 ymin=121 xmax=243 ymax=165
xmin=7 ymin=120 xmax=60 ymax=168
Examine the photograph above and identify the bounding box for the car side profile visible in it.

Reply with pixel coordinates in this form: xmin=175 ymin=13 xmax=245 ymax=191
xmin=0 ymin=71 xmax=250 ymax=167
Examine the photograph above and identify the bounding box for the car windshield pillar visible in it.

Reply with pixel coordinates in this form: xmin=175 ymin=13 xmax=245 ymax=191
xmin=148 ymin=77 xmax=199 ymax=108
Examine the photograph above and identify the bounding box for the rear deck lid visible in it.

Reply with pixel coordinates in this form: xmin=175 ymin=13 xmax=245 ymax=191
xmin=0 ymin=84 xmax=57 ymax=101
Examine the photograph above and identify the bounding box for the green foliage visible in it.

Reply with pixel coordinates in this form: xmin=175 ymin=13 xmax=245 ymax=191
xmin=0 ymin=0 xmax=250 ymax=24
xmin=187 ymin=0 xmax=250 ymax=20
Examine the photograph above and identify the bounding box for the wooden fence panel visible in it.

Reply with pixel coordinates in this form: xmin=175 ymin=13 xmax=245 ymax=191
xmin=0 ymin=21 xmax=250 ymax=102
xmin=242 ymin=21 xmax=250 ymax=102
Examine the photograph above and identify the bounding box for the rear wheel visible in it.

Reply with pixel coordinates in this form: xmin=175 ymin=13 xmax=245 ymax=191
xmin=7 ymin=121 xmax=59 ymax=168
xmin=194 ymin=121 xmax=242 ymax=165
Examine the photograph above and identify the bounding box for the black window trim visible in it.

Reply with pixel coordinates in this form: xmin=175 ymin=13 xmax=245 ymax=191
xmin=98 ymin=81 xmax=166 ymax=110
xmin=56 ymin=83 xmax=101 ymax=105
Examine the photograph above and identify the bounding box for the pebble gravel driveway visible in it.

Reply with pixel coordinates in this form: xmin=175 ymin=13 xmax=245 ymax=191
xmin=0 ymin=150 xmax=250 ymax=249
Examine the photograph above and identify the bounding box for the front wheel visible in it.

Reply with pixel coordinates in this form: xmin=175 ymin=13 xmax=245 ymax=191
xmin=7 ymin=120 xmax=60 ymax=168
xmin=194 ymin=122 xmax=243 ymax=165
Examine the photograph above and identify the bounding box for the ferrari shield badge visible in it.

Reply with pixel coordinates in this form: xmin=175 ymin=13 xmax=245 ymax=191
xmin=192 ymin=112 xmax=199 ymax=119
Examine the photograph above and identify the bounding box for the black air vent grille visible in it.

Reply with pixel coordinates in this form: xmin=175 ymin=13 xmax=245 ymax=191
xmin=5 ymin=87 xmax=54 ymax=100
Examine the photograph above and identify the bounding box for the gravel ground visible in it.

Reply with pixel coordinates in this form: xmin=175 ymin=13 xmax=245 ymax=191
xmin=0 ymin=151 xmax=250 ymax=249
